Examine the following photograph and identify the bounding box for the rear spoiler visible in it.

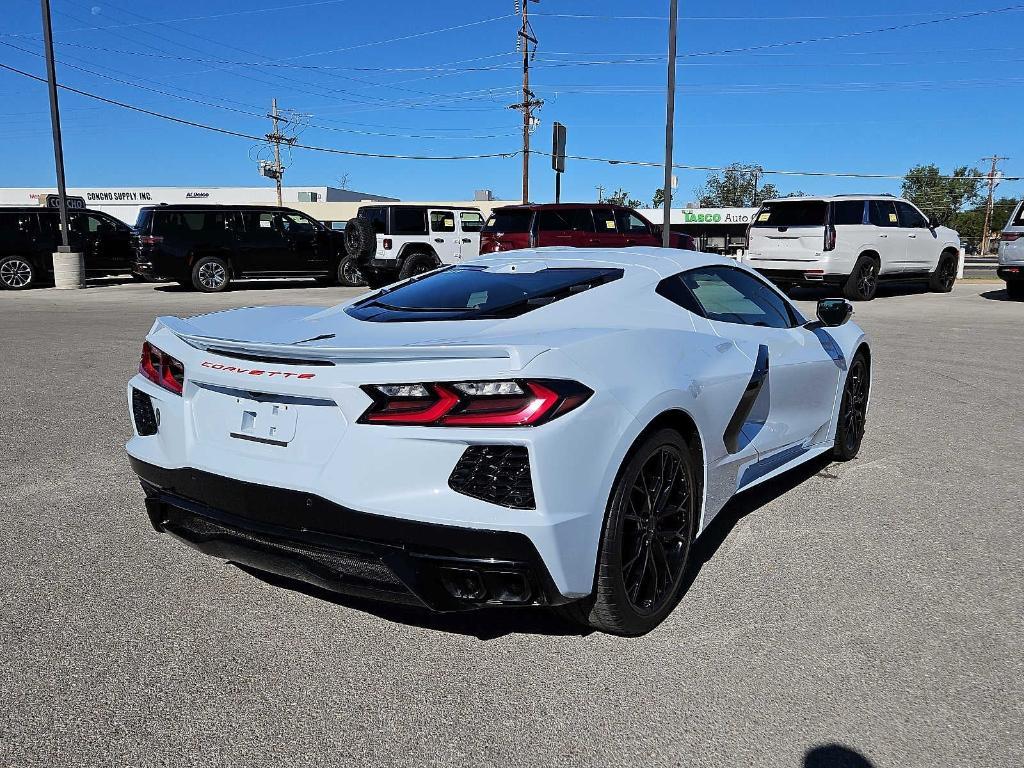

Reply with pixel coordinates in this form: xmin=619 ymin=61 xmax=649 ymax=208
xmin=152 ymin=316 xmax=548 ymax=369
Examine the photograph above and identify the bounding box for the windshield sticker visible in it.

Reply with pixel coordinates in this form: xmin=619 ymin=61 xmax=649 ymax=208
xmin=888 ymin=212 xmax=898 ymax=223
xmin=757 ymin=213 xmax=770 ymax=222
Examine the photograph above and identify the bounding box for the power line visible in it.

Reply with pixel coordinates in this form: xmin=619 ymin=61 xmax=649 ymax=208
xmin=529 ymin=149 xmax=1022 ymax=182
xmin=0 ymin=62 xmax=519 ymax=161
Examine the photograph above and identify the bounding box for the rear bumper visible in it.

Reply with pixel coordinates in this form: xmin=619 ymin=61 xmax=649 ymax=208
xmin=752 ymin=268 xmax=847 ymax=286
xmin=997 ymin=265 xmax=1023 ymax=282
xmin=131 ymin=457 xmax=568 ymax=611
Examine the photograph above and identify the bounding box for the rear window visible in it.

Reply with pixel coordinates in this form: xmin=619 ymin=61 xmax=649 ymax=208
xmin=832 ymin=200 xmax=865 ymax=226
xmin=483 ymin=210 xmax=533 ymax=233
xmin=1010 ymin=203 xmax=1024 ymax=227
xmin=752 ymin=200 xmax=827 ymax=227
xmin=346 ymin=265 xmax=623 ymax=322
xmin=358 ymin=207 xmax=387 ymax=234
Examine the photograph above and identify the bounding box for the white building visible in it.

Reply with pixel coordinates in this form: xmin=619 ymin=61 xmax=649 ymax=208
xmin=0 ymin=186 xmax=399 ymax=224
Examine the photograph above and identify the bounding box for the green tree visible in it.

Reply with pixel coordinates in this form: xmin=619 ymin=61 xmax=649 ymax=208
xmin=951 ymin=197 xmax=1019 ymax=240
xmin=605 ymin=187 xmax=644 ymax=208
xmin=652 ymin=187 xmax=665 ymax=209
xmin=900 ymin=164 xmax=983 ymax=226
xmin=694 ymin=164 xmax=782 ymax=207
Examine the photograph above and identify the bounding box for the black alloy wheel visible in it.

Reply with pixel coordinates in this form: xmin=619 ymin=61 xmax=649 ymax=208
xmin=833 ymin=353 xmax=869 ymax=460
xmin=559 ymin=428 xmax=698 ymax=636
xmin=929 ymin=255 xmax=957 ymax=293
xmin=619 ymin=445 xmax=693 ymax=616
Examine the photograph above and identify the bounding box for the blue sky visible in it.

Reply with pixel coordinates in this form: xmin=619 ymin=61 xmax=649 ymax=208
xmin=1 ymin=0 xmax=1021 ymax=205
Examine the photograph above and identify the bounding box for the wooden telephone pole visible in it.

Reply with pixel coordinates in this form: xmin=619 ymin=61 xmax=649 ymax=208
xmin=509 ymin=1 xmax=542 ymax=203
xmin=979 ymin=154 xmax=1009 ymax=256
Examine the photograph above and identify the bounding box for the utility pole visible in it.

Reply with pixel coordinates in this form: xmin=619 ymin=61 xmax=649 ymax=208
xmin=980 ymin=154 xmax=1009 ymax=257
xmin=661 ymin=0 xmax=679 ymax=247
xmin=262 ymin=99 xmax=294 ymax=207
xmin=41 ymin=0 xmax=83 ymax=288
xmin=596 ymin=185 xmax=604 ymax=203
xmin=509 ymin=1 xmax=542 ymax=203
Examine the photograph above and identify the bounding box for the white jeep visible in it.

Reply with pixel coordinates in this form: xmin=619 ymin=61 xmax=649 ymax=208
xmin=744 ymin=195 xmax=962 ymax=300
xmin=343 ymin=205 xmax=484 ymax=288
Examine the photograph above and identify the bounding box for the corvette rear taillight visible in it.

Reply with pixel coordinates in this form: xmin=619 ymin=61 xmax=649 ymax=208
xmin=139 ymin=341 xmax=185 ymax=395
xmin=359 ymin=379 xmax=591 ymax=427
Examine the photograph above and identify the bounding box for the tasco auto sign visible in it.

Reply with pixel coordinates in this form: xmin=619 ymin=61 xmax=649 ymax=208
xmin=681 ymin=208 xmax=757 ymax=224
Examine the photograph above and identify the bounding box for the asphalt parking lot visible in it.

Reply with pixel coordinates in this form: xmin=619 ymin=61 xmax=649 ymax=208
xmin=1 ymin=278 xmax=1021 ymax=768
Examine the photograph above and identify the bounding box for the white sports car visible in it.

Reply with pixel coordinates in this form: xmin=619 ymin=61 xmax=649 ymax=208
xmin=126 ymin=247 xmax=870 ymax=636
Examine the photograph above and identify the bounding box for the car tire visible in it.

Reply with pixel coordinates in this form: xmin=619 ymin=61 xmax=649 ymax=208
xmin=928 ymin=252 xmax=958 ymax=293
xmin=559 ymin=428 xmax=698 ymax=636
xmin=1005 ymin=282 xmax=1023 ymax=300
xmin=833 ymin=351 xmax=870 ymax=461
xmin=190 ymin=256 xmax=231 ymax=293
xmin=0 ymin=255 xmax=36 ymax=290
xmin=336 ymin=256 xmax=365 ymax=287
xmin=842 ymin=255 xmax=880 ymax=301
xmin=343 ymin=217 xmax=376 ymax=259
xmin=398 ymin=252 xmax=437 ymax=280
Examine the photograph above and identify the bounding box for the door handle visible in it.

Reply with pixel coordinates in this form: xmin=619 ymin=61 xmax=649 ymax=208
xmin=461 ymin=238 xmax=471 ymax=243
xmin=879 ymin=234 xmax=887 ymax=238
xmin=908 ymin=234 xmax=918 ymax=238
xmin=434 ymin=238 xmax=444 ymax=243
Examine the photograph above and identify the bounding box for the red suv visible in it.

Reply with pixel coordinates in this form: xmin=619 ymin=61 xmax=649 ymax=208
xmin=480 ymin=203 xmax=695 ymax=254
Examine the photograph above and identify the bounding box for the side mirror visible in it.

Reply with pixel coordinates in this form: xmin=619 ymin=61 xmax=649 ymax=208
xmin=928 ymin=215 xmax=940 ymax=229
xmin=816 ymin=298 xmax=853 ymax=327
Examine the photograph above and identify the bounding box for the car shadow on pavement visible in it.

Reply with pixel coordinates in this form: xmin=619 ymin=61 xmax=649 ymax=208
xmin=980 ymin=288 xmax=1020 ymax=301
xmin=678 ymin=453 xmax=834 ymax=596
xmin=804 ymin=743 xmax=876 ymax=767
xmin=236 ymin=565 xmax=593 ymax=641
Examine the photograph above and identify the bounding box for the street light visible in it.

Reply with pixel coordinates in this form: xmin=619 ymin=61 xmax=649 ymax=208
xmin=41 ymin=0 xmax=84 ymax=288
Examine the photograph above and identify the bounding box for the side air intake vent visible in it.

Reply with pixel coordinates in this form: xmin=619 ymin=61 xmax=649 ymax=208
xmin=132 ymin=388 xmax=159 ymax=436
xmin=449 ymin=446 xmax=535 ymax=509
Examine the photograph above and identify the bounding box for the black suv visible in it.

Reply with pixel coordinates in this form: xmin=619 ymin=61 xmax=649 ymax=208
xmin=133 ymin=205 xmax=352 ymax=292
xmin=0 ymin=206 xmax=134 ymax=290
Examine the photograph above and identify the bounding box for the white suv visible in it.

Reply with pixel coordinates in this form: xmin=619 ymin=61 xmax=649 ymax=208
xmin=744 ymin=195 xmax=961 ymax=300
xmin=997 ymin=200 xmax=1024 ymax=300
xmin=343 ymin=205 xmax=484 ymax=288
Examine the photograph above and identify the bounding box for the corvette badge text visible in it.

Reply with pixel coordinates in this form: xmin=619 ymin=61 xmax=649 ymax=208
xmin=201 ymin=361 xmax=316 ymax=379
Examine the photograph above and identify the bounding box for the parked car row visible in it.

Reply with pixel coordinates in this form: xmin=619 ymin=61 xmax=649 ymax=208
xmin=1 ymin=201 xmax=692 ymax=292
xmin=11 ymin=195 xmax=1018 ymax=302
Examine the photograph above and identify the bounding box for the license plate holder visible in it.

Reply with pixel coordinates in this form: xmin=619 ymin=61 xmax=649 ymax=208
xmin=229 ymin=399 xmax=298 ymax=447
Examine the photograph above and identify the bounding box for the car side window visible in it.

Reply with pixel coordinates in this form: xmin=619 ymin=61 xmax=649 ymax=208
xmin=430 ymin=211 xmax=456 ymax=233
xmin=283 ymin=212 xmax=317 ymax=234
xmin=459 ymin=211 xmax=484 ymax=232
xmin=832 ymin=200 xmax=865 ymax=226
xmin=592 ymin=208 xmax=617 ymax=233
xmin=895 ymin=201 xmax=929 ymax=229
xmin=615 ymin=211 xmax=650 ymax=234
xmin=679 ymin=266 xmax=797 ymax=329
xmin=239 ymin=211 xmax=283 ymax=237
xmin=537 ymin=209 xmax=594 ymax=232
xmin=868 ymin=200 xmax=899 ymax=228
